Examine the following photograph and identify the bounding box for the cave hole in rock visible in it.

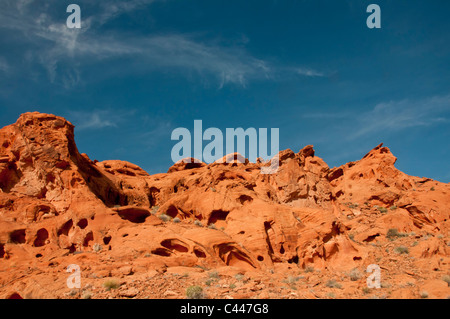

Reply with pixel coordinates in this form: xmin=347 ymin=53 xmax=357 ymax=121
xmin=238 ymin=195 xmax=253 ymax=205
xmin=35 ymin=253 xmax=43 ymax=258
xmin=148 ymin=187 xmax=160 ymax=206
xmin=116 ymin=168 xmax=136 ymax=177
xmin=151 ymin=248 xmax=172 ymax=257
xmin=165 ymin=205 xmax=179 ymax=218
xmin=46 ymin=172 xmax=55 ymax=184
xmin=0 ymin=162 xmax=20 ymax=193
xmin=36 ymin=187 xmax=47 ymax=199
xmin=55 ymin=160 xmax=70 ymax=170
xmin=0 ymin=244 xmax=5 ymax=258
xmin=335 ymin=190 xmax=344 ymax=198
xmin=216 ymin=243 xmax=256 ymax=270
xmin=263 ymin=222 xmax=275 ymax=257
xmin=279 ymin=244 xmax=285 ymax=254
xmin=117 ymin=207 xmax=150 ymax=223
xmin=68 ymin=244 xmax=77 ymax=253
xmin=194 ymin=248 xmax=206 ymax=258
xmin=353 ymin=256 xmax=362 ymax=261
xmin=160 ymin=239 xmax=189 ymax=253
xmin=36 ymin=205 xmax=58 ymax=221
xmin=288 ymin=255 xmax=299 ymax=264
xmin=83 ymin=232 xmax=94 ymax=247
xmin=238 ymin=231 xmax=245 ymax=235
xmin=77 ymin=218 xmax=88 ymax=229
xmin=103 ymin=236 xmax=112 ymax=245
xmin=363 ymin=234 xmax=380 ymax=243
xmin=57 ymin=219 xmax=73 ymax=236
xmin=7 ymin=293 xmax=23 ymax=299
xmin=10 ymin=229 xmax=26 ymax=244
xmin=33 ymin=228 xmax=49 ymax=247
xmin=257 ymin=255 xmax=264 ymax=261
xmin=184 ymin=162 xmax=204 ymax=170
xmin=208 ymin=210 xmax=230 ymax=225
xmin=323 ymin=221 xmax=342 ymax=244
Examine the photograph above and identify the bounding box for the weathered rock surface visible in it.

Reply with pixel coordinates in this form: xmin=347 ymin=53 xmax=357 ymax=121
xmin=0 ymin=113 xmax=448 ymax=299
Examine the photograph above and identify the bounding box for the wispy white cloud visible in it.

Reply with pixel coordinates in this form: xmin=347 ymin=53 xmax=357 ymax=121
xmin=16 ymin=0 xmax=34 ymax=13
xmin=350 ymin=95 xmax=450 ymax=139
xmin=297 ymin=67 xmax=325 ymax=77
xmin=302 ymin=111 xmax=352 ymax=119
xmin=137 ymin=118 xmax=174 ymax=147
xmin=96 ymin=0 xmax=157 ymax=26
xmin=68 ymin=109 xmax=135 ymax=131
xmin=0 ymin=0 xmax=313 ymax=89
xmin=0 ymin=57 xmax=8 ymax=72
xmin=300 ymin=94 xmax=450 ymax=145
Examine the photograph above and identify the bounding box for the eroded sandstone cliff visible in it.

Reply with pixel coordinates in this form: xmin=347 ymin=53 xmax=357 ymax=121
xmin=0 ymin=112 xmax=448 ymax=299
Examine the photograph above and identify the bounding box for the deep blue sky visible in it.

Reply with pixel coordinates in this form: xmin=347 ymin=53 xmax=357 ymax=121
xmin=0 ymin=0 xmax=449 ymax=182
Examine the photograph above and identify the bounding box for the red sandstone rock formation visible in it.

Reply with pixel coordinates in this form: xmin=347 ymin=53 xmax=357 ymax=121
xmin=0 ymin=112 xmax=448 ymax=299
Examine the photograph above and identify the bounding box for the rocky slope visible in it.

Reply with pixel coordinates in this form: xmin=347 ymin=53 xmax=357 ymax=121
xmin=0 ymin=112 xmax=448 ymax=299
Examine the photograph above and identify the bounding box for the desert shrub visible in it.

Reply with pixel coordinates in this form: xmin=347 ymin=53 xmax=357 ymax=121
xmin=349 ymin=268 xmax=362 ymax=281
xmin=194 ymin=220 xmax=203 ymax=227
xmin=386 ymin=228 xmax=407 ymax=240
xmin=208 ymin=223 xmax=217 ymax=230
xmin=173 ymin=217 xmax=181 ymax=223
xmin=93 ymin=243 xmax=102 ymax=252
xmin=304 ymin=266 xmax=314 ymax=273
xmin=282 ymin=276 xmax=301 ymax=284
xmin=442 ymin=275 xmax=450 ymax=286
xmin=208 ymin=271 xmax=220 ymax=279
xmin=103 ymin=279 xmax=120 ymax=291
xmin=420 ymin=291 xmax=429 ymax=298
xmin=377 ymin=206 xmax=388 ymax=213
xmin=158 ymin=214 xmax=171 ymax=222
xmin=150 ymin=206 xmax=159 ymax=215
xmin=82 ymin=292 xmax=92 ymax=299
xmin=235 ymin=274 xmax=244 ymax=281
xmin=186 ymin=286 xmax=204 ymax=299
xmin=380 ymin=282 xmax=391 ymax=288
xmin=394 ymin=246 xmax=409 ymax=254
xmin=69 ymin=289 xmax=78 ymax=296
xmin=362 ymin=287 xmax=371 ymax=294
xmin=326 ymin=279 xmax=342 ymax=289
